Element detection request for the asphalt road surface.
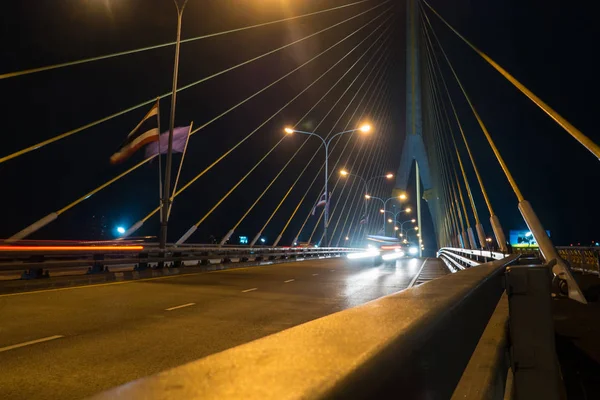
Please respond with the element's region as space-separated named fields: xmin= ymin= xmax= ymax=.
xmin=0 ymin=256 xmax=440 ymax=399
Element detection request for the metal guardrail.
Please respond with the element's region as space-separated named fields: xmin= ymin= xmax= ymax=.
xmin=0 ymin=246 xmax=360 ymax=275
xmin=437 ymin=247 xmax=510 ymax=271
xmin=557 ymin=246 xmax=600 ymax=275
xmin=90 ymin=255 xmax=520 ymax=400
xmin=512 ymin=246 xmax=600 ymax=276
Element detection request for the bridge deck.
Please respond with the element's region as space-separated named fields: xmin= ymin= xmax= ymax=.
xmin=0 ymin=256 xmax=438 ymax=400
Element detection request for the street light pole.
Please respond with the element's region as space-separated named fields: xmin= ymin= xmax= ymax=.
xmin=285 ymin=124 xmax=371 ymax=247
xmin=366 ymin=195 xmax=409 ymax=235
xmin=340 ymin=171 xmax=394 ymax=232
xmin=160 ymin=0 xmax=189 ymax=250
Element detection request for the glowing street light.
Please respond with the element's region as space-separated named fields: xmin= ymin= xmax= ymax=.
xmin=116 ymin=226 xmax=126 ymax=235
xmin=341 ymin=172 xmax=393 ymax=228
xmin=394 ymin=226 xmax=399 ymax=231
xmin=387 ymin=218 xmax=393 ymax=223
xmin=284 ymin=124 xmax=373 ymax=246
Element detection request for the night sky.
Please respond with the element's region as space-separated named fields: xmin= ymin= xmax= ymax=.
xmin=0 ymin=0 xmax=598 ymax=248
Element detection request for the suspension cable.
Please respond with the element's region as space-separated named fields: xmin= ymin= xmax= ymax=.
xmin=219 ymin=17 xmax=394 ymax=243
xmin=309 ymin=84 xmax=393 ymax=244
xmin=426 ymin=56 xmax=472 ymax=231
xmin=7 ymin=8 xmax=390 ymax=242
xmin=421 ymin=12 xmax=501 ymax=211
xmin=421 ymin=21 xmax=483 ymax=226
xmin=421 ymin=0 xmax=600 ymax=160
xmin=421 ymin=8 xmax=525 ymax=202
xmin=427 ymin=64 xmax=466 ymax=235
xmin=259 ymin=46 xmax=392 ymax=245
xmin=316 ymin=88 xmax=393 ymax=244
xmin=290 ymin=63 xmax=391 ymax=244
xmin=332 ymin=101 xmax=394 ymax=244
xmin=174 ymin=19 xmax=394 ymax=243
xmin=0 ymin=1 xmax=389 ymax=165
xmin=0 ymin=1 xmax=373 ymax=80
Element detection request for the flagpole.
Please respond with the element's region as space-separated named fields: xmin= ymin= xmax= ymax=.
xmin=160 ymin=0 xmax=189 ymax=250
xmin=157 ymin=98 xmax=163 ymax=224
xmin=167 ymin=121 xmax=193 ymax=220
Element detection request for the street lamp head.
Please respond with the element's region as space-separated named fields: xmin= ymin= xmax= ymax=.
xmin=400 ymin=233 xmax=403 ymax=237
xmin=379 ymin=209 xmax=385 ymax=213
xmin=365 ymin=194 xmax=372 ymax=199
xmin=385 ymin=173 xmax=394 ymax=179
xmin=284 ymin=127 xmax=294 ymax=134
xmin=359 ymin=123 xmax=371 ymax=133
xmin=394 ymin=226 xmax=399 ymax=231
xmin=388 ymin=218 xmax=393 ymax=223
xmin=398 ymin=193 xmax=407 ymax=200
xmin=405 ymin=207 xmax=412 ymax=213
xmin=414 ymin=226 xmax=419 ymax=230
xmin=340 ymin=169 xmax=349 ymax=176
xmin=411 ymin=219 xmax=416 ymax=223
xmin=345 ymin=236 xmax=349 ymax=240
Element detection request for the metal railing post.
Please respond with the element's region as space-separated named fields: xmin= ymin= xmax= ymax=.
xmin=505 ymin=262 xmax=562 ymax=400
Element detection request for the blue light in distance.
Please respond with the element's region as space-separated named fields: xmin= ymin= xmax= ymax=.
xmin=260 ymin=238 xmax=266 ymax=243
xmin=116 ymin=226 xmax=126 ymax=235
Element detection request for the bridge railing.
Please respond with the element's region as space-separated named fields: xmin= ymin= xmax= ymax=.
xmin=512 ymin=246 xmax=600 ymax=276
xmin=437 ymin=247 xmax=510 ymax=271
xmin=0 ymin=246 xmax=360 ymax=276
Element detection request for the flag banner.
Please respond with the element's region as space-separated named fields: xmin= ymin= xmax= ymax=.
xmin=311 ymin=192 xmax=330 ymax=216
xmin=144 ymin=126 xmax=191 ymax=158
xmin=111 ymin=103 xmax=159 ymax=164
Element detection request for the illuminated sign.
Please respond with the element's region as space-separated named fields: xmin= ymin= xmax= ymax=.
xmin=509 ymin=230 xmax=550 ymax=247
xmin=239 ymin=236 xmax=248 ymax=244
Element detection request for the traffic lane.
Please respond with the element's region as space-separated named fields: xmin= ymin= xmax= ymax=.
xmin=0 ymin=257 xmax=423 ymax=348
xmin=0 ymin=258 xmax=349 ymax=347
xmin=0 ymin=257 xmax=425 ymax=400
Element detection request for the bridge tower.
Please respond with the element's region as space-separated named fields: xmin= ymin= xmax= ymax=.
xmin=394 ymin=0 xmax=437 ymax=252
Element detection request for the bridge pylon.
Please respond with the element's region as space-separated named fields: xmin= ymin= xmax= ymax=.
xmin=393 ymin=0 xmax=437 ymax=250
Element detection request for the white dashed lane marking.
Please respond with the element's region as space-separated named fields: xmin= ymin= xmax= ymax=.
xmin=0 ymin=335 xmax=64 ymax=353
xmin=165 ymin=303 xmax=195 ymax=311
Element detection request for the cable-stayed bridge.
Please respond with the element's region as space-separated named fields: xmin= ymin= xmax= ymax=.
xmin=1 ymin=1 xmax=599 ymax=399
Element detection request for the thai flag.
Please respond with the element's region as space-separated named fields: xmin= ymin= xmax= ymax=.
xmin=110 ymin=102 xmax=160 ymax=164
xmin=144 ymin=126 xmax=191 ymax=158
